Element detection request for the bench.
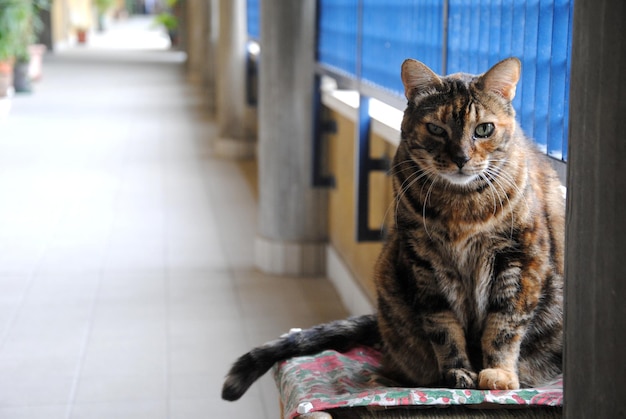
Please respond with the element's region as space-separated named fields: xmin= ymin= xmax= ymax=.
xmin=273 ymin=346 xmax=562 ymax=419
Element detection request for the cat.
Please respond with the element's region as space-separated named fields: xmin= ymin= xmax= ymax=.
xmin=222 ymin=57 xmax=564 ymax=401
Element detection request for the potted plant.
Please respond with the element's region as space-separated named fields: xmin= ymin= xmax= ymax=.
xmin=75 ymin=26 xmax=88 ymax=44
xmin=0 ymin=0 xmax=30 ymax=98
xmin=27 ymin=43 xmax=46 ymax=82
xmin=94 ymin=0 xmax=115 ymax=32
xmin=28 ymin=0 xmax=49 ymax=82
xmin=10 ymin=0 xmax=49 ymax=93
xmin=153 ymin=0 xmax=180 ymax=47
xmin=13 ymin=46 xmax=32 ymax=93
xmin=0 ymin=57 xmax=14 ymax=101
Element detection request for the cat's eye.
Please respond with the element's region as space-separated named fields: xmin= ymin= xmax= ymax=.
xmin=426 ymin=123 xmax=446 ymax=136
xmin=474 ymin=123 xmax=495 ymax=138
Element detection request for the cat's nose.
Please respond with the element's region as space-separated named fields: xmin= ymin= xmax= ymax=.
xmin=452 ymin=155 xmax=470 ymax=169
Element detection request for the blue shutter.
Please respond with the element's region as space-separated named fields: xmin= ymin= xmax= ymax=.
xmin=446 ymin=0 xmax=572 ymax=159
xmin=314 ymin=0 xmax=573 ymax=160
xmin=318 ymin=0 xmax=360 ymax=78
xmin=246 ymin=0 xmax=260 ymax=40
xmin=360 ymin=0 xmax=444 ymax=96
xmin=548 ymin=0 xmax=573 ymax=161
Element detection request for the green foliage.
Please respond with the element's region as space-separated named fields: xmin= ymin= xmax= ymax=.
xmin=153 ymin=0 xmax=180 ymax=32
xmin=0 ymin=0 xmax=31 ymax=61
xmin=31 ymin=0 xmax=50 ymax=37
xmin=0 ymin=0 xmax=49 ymax=61
xmin=94 ymin=0 xmax=115 ymax=14
xmin=153 ymin=12 xmax=178 ymax=32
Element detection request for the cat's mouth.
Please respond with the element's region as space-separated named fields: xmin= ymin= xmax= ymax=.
xmin=440 ymin=170 xmax=480 ymax=186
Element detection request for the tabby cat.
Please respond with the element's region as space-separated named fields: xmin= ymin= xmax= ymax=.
xmin=222 ymin=57 xmax=564 ymax=401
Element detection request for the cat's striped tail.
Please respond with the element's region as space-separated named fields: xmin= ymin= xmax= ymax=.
xmin=221 ymin=314 xmax=380 ymax=401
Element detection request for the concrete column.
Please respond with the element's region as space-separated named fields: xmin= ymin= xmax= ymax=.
xmin=564 ymin=0 xmax=626 ymax=417
xmin=214 ymin=0 xmax=254 ymax=158
xmin=185 ymin=0 xmax=206 ymax=84
xmin=255 ymin=0 xmax=328 ymax=276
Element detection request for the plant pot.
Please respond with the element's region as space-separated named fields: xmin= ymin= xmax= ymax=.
xmin=97 ymin=14 xmax=105 ymax=32
xmin=28 ymin=44 xmax=46 ymax=82
xmin=168 ymin=30 xmax=179 ymax=47
xmin=13 ymin=60 xmax=32 ymax=93
xmin=0 ymin=61 xmax=13 ymax=121
xmin=77 ymin=29 xmax=88 ymax=44
xmin=0 ymin=59 xmax=15 ymax=98
xmin=0 ymin=85 xmax=14 ymax=120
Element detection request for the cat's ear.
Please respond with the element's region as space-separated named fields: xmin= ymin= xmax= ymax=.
xmin=401 ymin=59 xmax=443 ymax=100
xmin=478 ymin=57 xmax=521 ymax=101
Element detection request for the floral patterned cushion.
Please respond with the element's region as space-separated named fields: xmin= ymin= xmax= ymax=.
xmin=273 ymin=346 xmax=563 ymax=419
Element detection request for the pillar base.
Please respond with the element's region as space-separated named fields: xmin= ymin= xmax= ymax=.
xmin=255 ymin=236 xmax=326 ymax=277
xmin=215 ymin=137 xmax=256 ymax=159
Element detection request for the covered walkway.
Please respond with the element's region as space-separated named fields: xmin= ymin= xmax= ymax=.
xmin=0 ymin=17 xmax=346 ymax=419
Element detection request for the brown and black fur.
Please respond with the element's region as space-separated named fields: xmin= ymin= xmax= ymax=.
xmin=222 ymin=57 xmax=564 ymax=401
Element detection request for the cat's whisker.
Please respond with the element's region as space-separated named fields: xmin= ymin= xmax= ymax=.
xmin=487 ymin=165 xmax=531 ymax=216
xmin=392 ymin=161 xmax=438 ymax=234
xmin=391 ymin=170 xmax=420 ymax=227
xmin=393 ymin=169 xmax=432 ymax=228
xmin=479 ymin=173 xmax=500 ymax=215
xmin=418 ymin=167 xmax=435 ymax=203
xmin=423 ymin=176 xmax=438 ymax=239
xmin=484 ymin=167 xmax=517 ymax=238
xmin=386 ymin=170 xmax=420 ymax=232
xmin=495 ymin=186 xmax=514 ymax=238
xmin=387 ymin=159 xmax=417 ymax=176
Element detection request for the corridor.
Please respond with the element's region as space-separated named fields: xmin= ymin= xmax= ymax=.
xmin=0 ymin=18 xmax=347 ymax=419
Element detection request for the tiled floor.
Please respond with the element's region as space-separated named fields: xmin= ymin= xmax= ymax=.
xmin=0 ymin=18 xmax=347 ymax=419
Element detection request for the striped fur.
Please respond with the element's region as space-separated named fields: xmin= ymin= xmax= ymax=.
xmin=222 ymin=58 xmax=564 ymax=400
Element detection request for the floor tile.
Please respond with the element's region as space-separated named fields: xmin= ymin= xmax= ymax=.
xmin=169 ymin=373 xmax=214 ymax=400
xmin=0 ymin=336 xmax=84 ymax=376
xmin=36 ymin=246 xmax=107 ymax=274
xmin=80 ymin=336 xmax=167 ymax=377
xmin=0 ymin=372 xmax=75 ymax=407
xmin=74 ymin=374 xmax=167 ymax=403
xmin=24 ymin=274 xmax=100 ymax=306
xmin=69 ymin=400 xmax=168 ymax=419
xmin=169 ymin=397 xmax=268 ymax=419
xmin=97 ymin=273 xmax=166 ymax=305
xmin=5 ymin=303 xmax=93 ymax=343
xmin=0 ymin=405 xmax=69 ymax=419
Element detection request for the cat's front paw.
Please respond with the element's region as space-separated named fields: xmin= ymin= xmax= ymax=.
xmin=478 ymin=368 xmax=519 ymax=390
xmin=444 ymin=368 xmax=478 ymax=388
